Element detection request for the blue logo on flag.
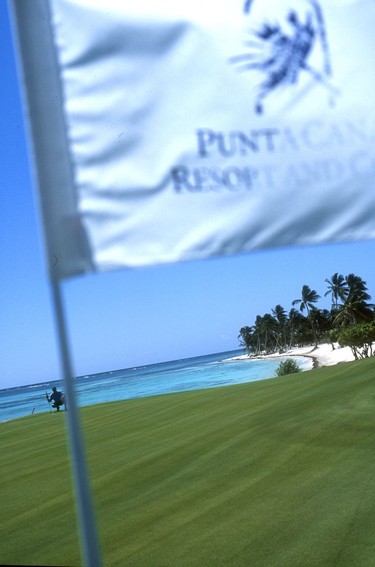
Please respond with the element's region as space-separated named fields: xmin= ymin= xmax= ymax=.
xmin=233 ymin=1 xmax=338 ymax=114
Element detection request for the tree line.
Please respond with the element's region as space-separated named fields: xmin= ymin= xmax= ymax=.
xmin=238 ymin=273 xmax=375 ymax=359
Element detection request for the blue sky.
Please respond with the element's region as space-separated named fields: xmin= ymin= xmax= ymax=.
xmin=1 ymin=2 xmax=375 ymax=390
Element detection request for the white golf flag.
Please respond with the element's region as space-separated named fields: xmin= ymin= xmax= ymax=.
xmin=11 ymin=0 xmax=375 ymax=279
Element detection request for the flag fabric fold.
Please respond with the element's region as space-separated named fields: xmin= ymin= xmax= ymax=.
xmin=11 ymin=0 xmax=375 ymax=280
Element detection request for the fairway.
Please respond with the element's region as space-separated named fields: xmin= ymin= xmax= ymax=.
xmin=2 ymin=357 xmax=375 ymax=566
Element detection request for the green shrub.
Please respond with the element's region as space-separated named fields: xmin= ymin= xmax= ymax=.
xmin=275 ymin=358 xmax=301 ymax=377
xmin=338 ymin=321 xmax=375 ymax=359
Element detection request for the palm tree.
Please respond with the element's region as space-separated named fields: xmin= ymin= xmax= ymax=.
xmin=313 ymin=308 xmax=332 ymax=339
xmin=272 ymin=304 xmax=288 ymax=351
xmin=238 ymin=326 xmax=254 ymax=353
xmin=252 ymin=313 xmax=280 ymax=354
xmin=272 ymin=304 xmax=287 ymax=325
xmin=334 ymin=274 xmax=374 ymax=326
xmin=287 ymin=308 xmax=305 ymax=349
xmin=292 ymin=285 xmax=321 ymax=346
xmin=346 ymin=274 xmax=371 ymax=303
xmin=263 ymin=312 xmax=280 ymax=353
xmin=253 ymin=315 xmax=265 ymax=354
xmin=324 ymin=273 xmax=348 ymax=310
xmin=292 ymin=285 xmax=321 ymax=315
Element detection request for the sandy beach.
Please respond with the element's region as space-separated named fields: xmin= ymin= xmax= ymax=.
xmin=230 ymin=343 xmax=356 ymax=369
xmin=277 ymin=343 xmax=356 ymax=368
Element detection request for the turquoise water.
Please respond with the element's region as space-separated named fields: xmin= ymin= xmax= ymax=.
xmin=0 ymin=350 xmax=311 ymax=422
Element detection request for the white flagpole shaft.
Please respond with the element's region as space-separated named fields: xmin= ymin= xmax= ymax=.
xmin=50 ymin=279 xmax=102 ymax=567
xmin=8 ymin=3 xmax=102 ymax=561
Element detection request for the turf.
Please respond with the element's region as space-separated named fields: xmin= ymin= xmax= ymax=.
xmin=2 ymin=357 xmax=375 ymax=566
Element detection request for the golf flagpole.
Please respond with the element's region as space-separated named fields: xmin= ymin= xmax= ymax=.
xmin=45 ymin=391 xmax=52 ymax=413
xmin=8 ymin=3 xmax=102 ymax=563
xmin=50 ymin=278 xmax=102 ymax=567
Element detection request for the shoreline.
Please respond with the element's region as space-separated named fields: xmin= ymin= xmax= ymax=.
xmin=227 ymin=343 xmax=356 ymax=370
xmin=2 ymin=346 xmax=357 ymax=423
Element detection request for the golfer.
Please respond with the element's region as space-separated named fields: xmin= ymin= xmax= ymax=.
xmin=46 ymin=387 xmax=66 ymax=411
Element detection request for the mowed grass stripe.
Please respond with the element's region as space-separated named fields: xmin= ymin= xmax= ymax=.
xmin=1 ymin=357 xmax=375 ymax=566
xmin=1 ymin=413 xmax=79 ymax=565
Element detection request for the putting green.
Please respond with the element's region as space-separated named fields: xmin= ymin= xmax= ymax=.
xmin=2 ymin=357 xmax=375 ymax=566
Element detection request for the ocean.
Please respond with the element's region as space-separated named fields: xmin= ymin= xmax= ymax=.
xmin=0 ymin=350 xmax=312 ymax=423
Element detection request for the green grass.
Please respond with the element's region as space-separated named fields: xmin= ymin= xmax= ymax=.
xmin=2 ymin=357 xmax=375 ymax=566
